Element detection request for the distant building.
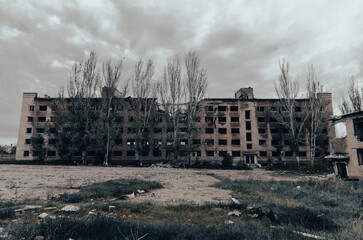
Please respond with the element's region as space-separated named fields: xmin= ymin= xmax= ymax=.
xmin=16 ymin=88 xmax=333 ymax=165
xmin=327 ymin=111 xmax=363 ymax=180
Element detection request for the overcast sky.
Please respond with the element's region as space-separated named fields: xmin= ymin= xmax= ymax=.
xmin=0 ymin=0 xmax=362 ymax=145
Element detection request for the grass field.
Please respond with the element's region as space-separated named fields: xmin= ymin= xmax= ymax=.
xmin=1 ymin=173 xmax=362 ymax=240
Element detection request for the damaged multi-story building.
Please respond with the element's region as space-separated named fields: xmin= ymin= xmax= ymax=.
xmin=327 ymin=111 xmax=363 ymax=180
xmin=16 ymin=87 xmax=333 ymax=166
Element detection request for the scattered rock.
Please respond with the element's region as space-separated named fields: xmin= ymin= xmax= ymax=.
xmin=296 ymin=186 xmax=301 ymax=189
xmin=118 ymin=192 xmax=135 ymax=200
xmin=231 ymin=198 xmax=240 ymax=204
xmin=224 ymin=220 xmax=234 ymax=224
xmin=35 ymin=236 xmax=44 ymax=240
xmin=150 ymin=193 xmax=156 ymax=197
xmin=109 ymin=206 xmax=115 ymax=212
xmin=38 ymin=212 xmax=49 ymax=219
xmin=137 ymin=189 xmax=145 ymax=194
xmin=43 ymin=207 xmax=56 ymax=211
xmin=61 ymin=205 xmax=80 ymax=212
xmin=24 ymin=205 xmax=42 ymax=211
xmin=227 ymin=210 xmax=241 ymax=216
xmin=250 ymin=213 xmax=259 ymax=218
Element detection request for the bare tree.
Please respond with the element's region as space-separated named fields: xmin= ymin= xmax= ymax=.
xmin=131 ymin=59 xmax=157 ymax=166
xmin=339 ymin=76 xmax=362 ymax=114
xmin=158 ymin=55 xmax=184 ymax=164
xmin=306 ymin=64 xmax=329 ymax=163
xmin=274 ymin=59 xmax=308 ymax=167
xmin=95 ymin=60 xmax=128 ymax=166
xmin=184 ymin=51 xmax=207 ymax=166
xmin=55 ymin=51 xmax=100 ymax=164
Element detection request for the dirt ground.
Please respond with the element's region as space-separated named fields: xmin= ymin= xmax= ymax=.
xmin=0 ymin=164 xmax=326 ymax=205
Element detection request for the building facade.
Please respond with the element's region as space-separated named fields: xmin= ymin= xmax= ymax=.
xmin=327 ymin=111 xmax=363 ymax=180
xmin=16 ymin=88 xmax=333 ymax=165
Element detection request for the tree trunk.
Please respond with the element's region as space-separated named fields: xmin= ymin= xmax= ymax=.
xmin=82 ymin=150 xmax=87 ymax=165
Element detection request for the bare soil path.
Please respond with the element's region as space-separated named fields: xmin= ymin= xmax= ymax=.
xmin=0 ymin=164 xmax=323 ymax=205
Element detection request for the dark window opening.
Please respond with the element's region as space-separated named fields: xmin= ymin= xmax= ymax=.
xmin=87 ymin=151 xmax=96 ymax=157
xmin=193 ymin=139 xmax=201 ymax=145
xmin=245 ymin=110 xmax=250 ymax=119
xmin=260 ymin=151 xmax=267 ymax=157
xmin=257 ymin=106 xmax=265 ymax=112
xmin=205 ymin=128 xmax=214 ymax=134
xmin=24 ymin=151 xmax=29 ymax=157
xmin=315 ymin=151 xmax=321 ymax=157
xmin=114 ymin=151 xmax=122 ymax=157
xmin=231 ymin=128 xmax=239 ymax=134
xmin=285 ymin=151 xmax=293 ymax=157
xmin=27 ymin=117 xmax=33 ymax=122
xmin=128 ymin=117 xmax=135 ymax=122
xmin=219 ymin=128 xmax=227 ymax=134
xmin=271 ymin=139 xmax=279 ymax=145
xmin=219 ymin=151 xmax=227 ymax=157
xmin=205 ymin=106 xmax=214 ymax=112
xmin=127 ymin=151 xmax=135 ymax=156
xmin=259 ymin=140 xmax=266 ymax=146
xmin=51 ymin=117 xmax=55 ymax=122
xmin=270 ymin=106 xmax=278 ymax=111
xmin=219 ymin=139 xmax=227 ymax=145
xmin=39 ymin=106 xmax=47 ymax=111
xmin=37 ymin=128 xmax=45 ymax=133
xmin=179 ymin=128 xmax=187 ymax=133
xmin=127 ymin=139 xmax=135 ymax=145
xmin=205 ymin=117 xmax=214 ymax=123
xmin=246 ymin=121 xmax=251 ymax=130
xmin=299 ymin=151 xmax=307 ymax=157
xmin=179 ymin=151 xmax=188 ymax=157
xmin=272 ymin=151 xmax=280 ymax=157
xmin=258 ymin=117 xmax=265 ymax=123
xmin=230 ymin=106 xmax=238 ymax=111
xmin=154 ymin=128 xmax=162 ymax=134
xmin=247 ymin=144 xmax=252 ymax=149
xmin=218 ymin=117 xmax=226 ymax=123
xmin=29 ymin=105 xmax=34 ymax=111
xmin=246 ymin=133 xmax=252 ymax=141
xmin=206 ymin=151 xmax=214 ymax=157
xmin=38 ymin=117 xmax=46 ymax=122
xmin=232 ymin=139 xmax=240 ymax=146
xmin=231 ymin=117 xmax=239 ymax=122
xmin=357 ymin=149 xmax=363 ymax=165
xmin=153 ymin=150 xmax=162 ymax=157
xmin=353 ymin=118 xmax=363 ymax=141
xmin=48 ymin=139 xmax=57 ymax=145
xmin=48 ymin=151 xmax=56 ymax=157
xmin=205 ymin=139 xmax=214 ymax=145
xmin=295 ymin=107 xmax=302 ymax=112
xmin=25 ymin=139 xmax=31 ymax=144
xmin=245 ymin=155 xmax=255 ymax=164
xmin=258 ymin=128 xmax=266 ymax=134
xmin=50 ymin=128 xmax=56 ymax=134
xmin=115 ymin=139 xmax=123 ymax=145
xmin=270 ymin=117 xmax=277 ymax=123
xmin=192 ymin=151 xmax=201 ymax=157
xmin=218 ymin=106 xmax=227 ymax=111
xmin=167 ymin=128 xmax=174 ymax=133
xmin=26 ymin=128 xmax=32 ymax=133
xmin=270 ymin=128 xmax=278 ymax=134
xmin=232 ymin=151 xmax=241 ymax=157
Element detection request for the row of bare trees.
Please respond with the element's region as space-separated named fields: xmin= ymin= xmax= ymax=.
xmin=52 ymin=51 xmax=207 ymax=166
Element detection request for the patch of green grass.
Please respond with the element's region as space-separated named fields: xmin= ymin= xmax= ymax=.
xmin=58 ymin=179 xmax=163 ymax=203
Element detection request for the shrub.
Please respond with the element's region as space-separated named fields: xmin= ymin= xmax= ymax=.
xmin=221 ymin=153 xmax=233 ymax=167
xmin=59 ymin=193 xmax=85 ymax=203
xmin=0 ymin=202 xmax=16 ymax=219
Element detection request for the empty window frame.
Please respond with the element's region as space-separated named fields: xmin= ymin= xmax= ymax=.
xmin=231 ymin=117 xmax=239 ymax=122
xmin=247 ymin=143 xmax=252 ymax=149
xmin=205 ymin=139 xmax=214 ymax=145
xmin=39 ymin=105 xmax=47 ymax=111
xmin=36 ymin=128 xmax=45 ymax=133
xmin=257 ymin=106 xmax=265 ymax=112
xmin=299 ymin=151 xmax=307 ymax=157
xmin=115 ymin=138 xmax=123 ymax=145
xmin=230 ymin=106 xmax=238 ymax=111
xmin=154 ymin=128 xmax=162 ymax=134
xmin=29 ymin=105 xmax=34 ymax=111
xmin=219 ymin=128 xmax=227 ymax=134
xmin=246 ymin=133 xmax=252 ymax=141
xmin=205 ymin=106 xmax=214 ymax=112
xmin=193 ymin=139 xmax=201 ymax=145
xmin=25 ymin=139 xmax=31 ymax=144
xmin=270 ymin=128 xmax=278 ymax=134
xmin=218 ymin=117 xmax=226 ymax=123
xmin=246 ymin=121 xmax=251 ymax=130
xmin=38 ymin=117 xmax=46 ymax=122
xmin=231 ymin=139 xmax=240 ymax=146
xmin=357 ymin=149 xmax=363 ymax=165
xmin=113 ymin=151 xmax=122 ymax=157
xmin=271 ymin=139 xmax=279 ymax=145
xmin=258 ymin=128 xmax=266 ymax=134
xmin=285 ymin=151 xmax=293 ymax=157
xmin=47 ymin=151 xmax=56 ymax=157
xmin=295 ymin=106 xmax=302 ymax=112
xmin=127 ymin=151 xmax=135 ymax=156
xmin=259 ymin=151 xmax=267 ymax=157
xmin=245 ymin=110 xmax=250 ymax=119
xmin=219 ymin=139 xmax=227 ymax=145
xmin=205 ymin=128 xmax=214 ymax=134
xmin=232 ymin=151 xmax=241 ymax=157
xmin=206 ymin=151 xmax=214 ymax=157
xmin=205 ymin=117 xmax=214 ymax=123
xmin=272 ymin=151 xmax=280 ymax=157
xmin=258 ymin=117 xmax=265 ymax=123
xmin=218 ymin=106 xmax=227 ymax=111
xmin=259 ymin=140 xmax=267 ymax=146
xmin=231 ymin=128 xmax=240 ymax=134
xmin=50 ymin=128 xmax=56 ymax=134
xmin=26 ymin=128 xmax=32 ymax=133
xmin=48 ymin=138 xmax=57 ymax=145
xmin=23 ymin=151 xmax=29 ymax=157
xmin=27 ymin=117 xmax=33 ymax=122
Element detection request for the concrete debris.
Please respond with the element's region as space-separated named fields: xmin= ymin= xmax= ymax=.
xmin=88 ymin=211 xmax=97 ymax=215
xmin=24 ymin=205 xmax=42 ymax=211
xmin=250 ymin=213 xmax=259 ymax=218
xmin=38 ymin=212 xmax=49 ymax=219
xmin=137 ymin=189 xmax=146 ymax=194
xmin=61 ymin=205 xmax=80 ymax=212
xmin=43 ymin=207 xmax=56 ymax=211
xmin=150 ymin=163 xmax=172 ymax=168
xmin=35 ymin=236 xmax=44 ymax=240
xmin=108 ymin=206 xmax=115 ymax=212
xmin=224 ymin=220 xmax=234 ymax=224
xmin=118 ymin=192 xmax=135 ymax=200
xmin=227 ymin=210 xmax=241 ymax=216
xmin=231 ymin=198 xmax=240 ymax=204
xmin=270 ymin=226 xmax=326 ymax=240
xmin=296 ymin=186 xmax=301 ymax=189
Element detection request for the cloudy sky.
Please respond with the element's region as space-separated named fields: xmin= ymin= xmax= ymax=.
xmin=0 ymin=0 xmax=362 ymax=145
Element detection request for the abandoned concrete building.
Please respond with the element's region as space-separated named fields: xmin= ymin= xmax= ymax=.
xmin=327 ymin=111 xmax=363 ymax=180
xmin=16 ymin=88 xmax=333 ymax=165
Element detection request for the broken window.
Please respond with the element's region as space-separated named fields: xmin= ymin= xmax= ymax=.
xmin=246 ymin=121 xmax=251 ymax=130
xmin=270 ymin=128 xmax=278 ymax=134
xmin=272 ymin=151 xmax=280 ymax=157
xmin=259 ymin=140 xmax=266 ymax=146
xmin=27 ymin=117 xmax=33 ymax=122
xmin=205 ymin=139 xmax=214 ymax=145
xmin=193 ymin=139 xmax=201 ymax=145
xmin=24 ymin=151 xmax=29 ymax=157
xmin=206 ymin=151 xmax=214 ymax=157
xmin=259 ymin=151 xmax=267 ymax=157
xmin=258 ymin=117 xmax=265 ymax=123
xmin=219 ymin=128 xmax=227 ymax=134
xmin=357 ymin=149 xmax=363 ymax=165
xmin=247 ymin=143 xmax=252 ymax=149
xmin=39 ymin=105 xmax=47 ymax=111
xmin=25 ymin=139 xmax=31 ymax=145
xmin=205 ymin=128 xmax=214 ymax=134
xmin=231 ymin=117 xmax=239 ymax=122
xmin=205 ymin=117 xmax=214 ymax=124
xmin=230 ymin=106 xmax=238 ymax=111
xmin=218 ymin=117 xmax=226 ymax=123
xmin=218 ymin=106 xmax=227 ymax=111
xmin=38 ymin=117 xmax=46 ymax=122
xmin=47 ymin=151 xmax=56 ymax=157
xmin=246 ymin=133 xmax=252 ymax=141
xmin=257 ymin=106 xmax=265 ymax=112
xmin=245 ymin=110 xmax=250 ymax=119
xmin=295 ymin=106 xmax=302 ymax=112
xmin=36 ymin=128 xmax=45 ymax=133
xmin=299 ymin=151 xmax=307 ymax=157
xmin=179 ymin=128 xmax=187 ymax=133
xmin=154 ymin=128 xmax=162 ymax=134
xmin=232 ymin=139 xmax=240 ymax=146
xmin=353 ymin=118 xmax=363 ymax=141
xmin=26 ymin=128 xmax=32 ymax=133
xmin=205 ymin=106 xmax=214 ymax=112
xmin=219 ymin=139 xmax=227 ymax=145
xmin=232 ymin=151 xmax=241 ymax=157
xmin=258 ymin=128 xmax=266 ymax=134
xmin=29 ymin=105 xmax=34 ymax=111
xmin=231 ymin=128 xmax=239 ymax=134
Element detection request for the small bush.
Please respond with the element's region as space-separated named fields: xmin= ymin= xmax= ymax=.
xmin=221 ymin=153 xmax=233 ymax=167
xmin=59 ymin=193 xmax=85 ymax=203
xmin=0 ymin=202 xmax=16 ymax=219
